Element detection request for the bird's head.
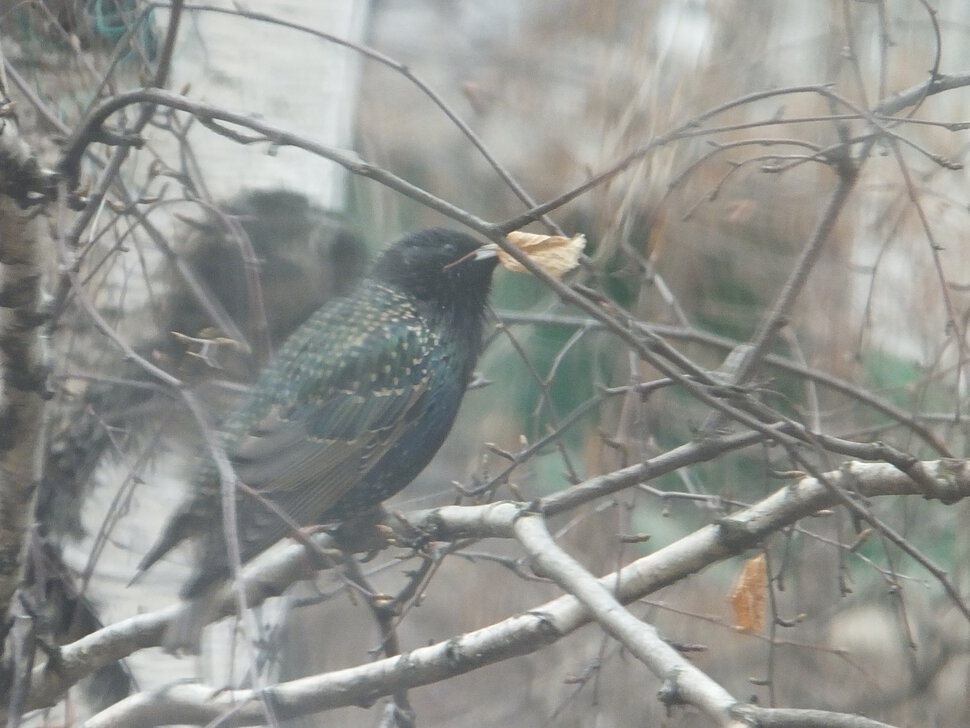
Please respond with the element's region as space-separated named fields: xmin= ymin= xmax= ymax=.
xmin=372 ymin=228 xmax=498 ymax=313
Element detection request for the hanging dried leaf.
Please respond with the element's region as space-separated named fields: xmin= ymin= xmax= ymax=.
xmin=499 ymin=231 xmax=585 ymax=277
xmin=729 ymin=554 xmax=768 ymax=634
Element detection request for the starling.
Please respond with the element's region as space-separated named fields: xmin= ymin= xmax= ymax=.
xmin=136 ymin=228 xmax=499 ymax=651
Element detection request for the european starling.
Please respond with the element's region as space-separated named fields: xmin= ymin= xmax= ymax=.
xmin=136 ymin=228 xmax=499 ymax=651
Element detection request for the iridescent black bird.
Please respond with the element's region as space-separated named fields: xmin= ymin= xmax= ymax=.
xmin=136 ymin=228 xmax=498 ymax=651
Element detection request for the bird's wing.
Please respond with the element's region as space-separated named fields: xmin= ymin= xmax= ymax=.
xmin=226 ymin=312 xmax=433 ymax=548
xmin=232 ymin=385 xmax=427 ymax=499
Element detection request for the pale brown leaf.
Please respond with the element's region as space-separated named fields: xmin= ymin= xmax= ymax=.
xmin=499 ymin=231 xmax=585 ymax=277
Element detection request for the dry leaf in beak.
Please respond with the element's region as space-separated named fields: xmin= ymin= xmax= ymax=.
xmin=499 ymin=231 xmax=586 ymax=278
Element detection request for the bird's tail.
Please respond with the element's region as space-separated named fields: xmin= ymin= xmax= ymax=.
xmin=128 ymin=510 xmax=196 ymax=586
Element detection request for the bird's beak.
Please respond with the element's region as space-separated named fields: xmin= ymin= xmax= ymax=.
xmin=444 ymin=242 xmax=498 ymax=271
xmin=473 ymin=243 xmax=499 ymax=260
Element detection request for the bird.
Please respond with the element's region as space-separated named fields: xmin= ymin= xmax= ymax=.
xmin=135 ymin=227 xmax=499 ymax=652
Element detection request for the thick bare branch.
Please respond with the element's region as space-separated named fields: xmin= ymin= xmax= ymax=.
xmin=0 ymin=75 xmax=48 ymax=620
xmin=513 ymin=513 xmax=743 ymax=726
xmin=23 ymin=458 xmax=969 ymax=724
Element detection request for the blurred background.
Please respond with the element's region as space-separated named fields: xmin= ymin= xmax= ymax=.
xmin=4 ymin=0 xmax=970 ymax=725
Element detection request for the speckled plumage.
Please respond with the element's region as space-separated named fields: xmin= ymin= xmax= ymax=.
xmin=137 ymin=229 xmax=497 ymax=645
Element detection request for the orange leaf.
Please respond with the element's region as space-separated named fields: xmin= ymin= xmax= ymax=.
xmin=729 ymin=554 xmax=768 ymax=634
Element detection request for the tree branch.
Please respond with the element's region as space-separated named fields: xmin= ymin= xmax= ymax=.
xmin=513 ymin=512 xmax=743 ymax=726
xmin=21 ymin=458 xmax=968 ymax=724
xmin=0 ymin=50 xmax=49 ymax=624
